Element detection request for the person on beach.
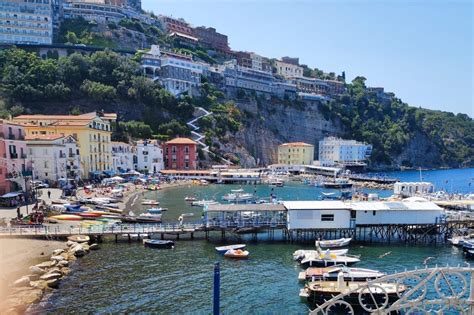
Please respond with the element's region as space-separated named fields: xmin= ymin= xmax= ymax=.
xmin=47 ymin=190 xmax=51 ymax=199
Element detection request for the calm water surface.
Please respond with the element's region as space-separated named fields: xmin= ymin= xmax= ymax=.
xmin=34 ymin=169 xmax=473 ymax=314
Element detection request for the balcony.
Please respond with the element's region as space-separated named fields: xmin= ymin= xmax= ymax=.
xmin=22 ymin=170 xmax=33 ymax=177
xmin=10 ymin=153 xmax=18 ymax=159
xmin=69 ymin=153 xmax=76 ymax=158
xmin=59 ymin=153 xmax=66 ymax=158
xmin=20 ymin=153 xmax=27 ymax=159
xmin=8 ymin=133 xmax=15 ymax=140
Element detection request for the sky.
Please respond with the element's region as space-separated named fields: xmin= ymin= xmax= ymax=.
xmin=142 ymin=0 xmax=473 ymax=116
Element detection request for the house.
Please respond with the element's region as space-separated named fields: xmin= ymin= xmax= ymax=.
xmin=134 ymin=140 xmax=164 ymax=174
xmin=0 ymin=119 xmax=28 ymax=194
xmin=111 ymin=141 xmax=134 ymax=173
xmin=13 ymin=112 xmax=116 ymax=178
xmin=163 ymin=137 xmax=197 ymax=170
xmin=278 ymin=142 xmax=315 ymax=165
xmin=284 ymin=201 xmax=352 ymax=230
xmin=275 ymin=60 xmax=304 ymax=78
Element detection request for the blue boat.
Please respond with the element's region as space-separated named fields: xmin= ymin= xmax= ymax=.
xmin=215 ymin=244 xmax=246 ymax=254
xmin=143 ymin=239 xmax=175 ymax=249
xmin=463 ymin=240 xmax=474 ymax=252
xmin=64 ymin=204 xmax=84 ymax=212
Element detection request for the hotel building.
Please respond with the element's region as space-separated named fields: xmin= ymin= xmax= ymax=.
xmin=277 ymin=142 xmax=315 ymax=165
xmin=163 ymin=137 xmax=197 ymax=170
xmin=318 ymin=137 xmax=372 ymax=167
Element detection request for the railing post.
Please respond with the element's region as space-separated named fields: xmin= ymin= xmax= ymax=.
xmin=213 ymin=262 xmax=220 ymax=315
xmin=469 ymin=270 xmax=474 ymax=315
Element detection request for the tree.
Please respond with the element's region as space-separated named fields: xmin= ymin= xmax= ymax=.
xmin=66 ymin=31 xmax=78 ymax=45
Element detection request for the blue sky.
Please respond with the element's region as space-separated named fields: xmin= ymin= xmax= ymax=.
xmin=142 ymin=0 xmax=473 ymax=116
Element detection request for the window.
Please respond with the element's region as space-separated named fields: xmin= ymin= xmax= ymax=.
xmin=321 ymin=214 xmax=334 ymax=221
xmin=373 ymin=211 xmax=376 ymax=216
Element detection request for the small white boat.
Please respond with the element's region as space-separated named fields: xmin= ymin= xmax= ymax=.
xmin=293 ymin=249 xmax=349 ymax=261
xmin=191 ymin=199 xmax=219 ymax=207
xmin=316 ymin=238 xmax=352 ymax=248
xmin=184 ymin=196 xmax=197 ymax=202
xmin=300 ymin=254 xmax=360 ymax=268
xmin=224 ymin=249 xmax=249 ymax=259
xmin=141 ymin=199 xmax=159 ymax=206
xmin=199 ymin=180 xmax=209 ymax=186
xmin=215 ymin=244 xmax=246 ymax=254
xmin=298 ymin=265 xmax=385 ymax=282
xmin=222 ymin=189 xmax=255 ymax=202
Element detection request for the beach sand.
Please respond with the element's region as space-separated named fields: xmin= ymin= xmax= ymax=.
xmin=0 ymin=239 xmax=65 ymax=306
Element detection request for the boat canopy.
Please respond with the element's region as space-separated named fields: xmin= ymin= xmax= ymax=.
xmin=0 ymin=191 xmax=23 ymax=198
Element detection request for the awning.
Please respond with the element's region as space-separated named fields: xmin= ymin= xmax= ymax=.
xmin=1 ymin=191 xmax=23 ymax=198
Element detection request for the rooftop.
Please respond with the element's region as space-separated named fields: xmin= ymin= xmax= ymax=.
xmin=284 ymin=201 xmax=350 ymax=210
xmin=165 ymin=137 xmax=197 ymax=145
xmin=25 ymin=134 xmax=64 ymax=141
xmin=349 ymin=201 xmax=442 ymax=211
xmin=207 ymin=204 xmax=286 ymax=212
xmin=279 ymin=142 xmax=314 ymax=147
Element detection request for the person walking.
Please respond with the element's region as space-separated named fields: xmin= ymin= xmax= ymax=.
xmin=47 ymin=190 xmax=51 ymax=200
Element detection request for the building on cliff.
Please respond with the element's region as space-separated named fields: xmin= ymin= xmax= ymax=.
xmin=278 ymin=142 xmax=315 ymax=165
xmin=275 ymin=59 xmax=304 ymax=78
xmin=193 ymin=26 xmax=231 ymax=54
xmin=318 ymin=137 xmax=372 ymax=167
xmin=62 ymin=0 xmax=127 ymax=23
xmin=0 ymin=0 xmax=53 ymax=45
xmin=13 ymin=112 xmax=116 ymax=179
xmin=163 ymin=137 xmax=197 ymax=170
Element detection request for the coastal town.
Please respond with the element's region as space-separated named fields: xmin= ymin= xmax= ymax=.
xmin=0 ymin=0 xmax=473 ymax=314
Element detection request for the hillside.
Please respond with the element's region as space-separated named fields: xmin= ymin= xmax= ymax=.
xmin=0 ymin=46 xmax=472 ymax=170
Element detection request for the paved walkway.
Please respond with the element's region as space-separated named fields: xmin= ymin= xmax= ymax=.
xmin=0 ymin=188 xmax=62 ymax=220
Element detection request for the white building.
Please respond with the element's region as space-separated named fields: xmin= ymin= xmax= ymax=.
xmin=134 ymin=140 xmax=163 ymax=174
xmin=0 ymin=0 xmax=53 ymax=45
xmin=318 ymin=137 xmax=372 ymax=167
xmin=111 ymin=141 xmax=134 ymax=172
xmin=285 ymin=201 xmax=352 ymax=230
xmin=275 ymin=60 xmax=303 ymax=78
xmin=62 ymin=0 xmax=126 ymax=23
xmin=26 ymin=134 xmax=81 ymax=182
xmin=393 ymin=182 xmax=435 ymax=198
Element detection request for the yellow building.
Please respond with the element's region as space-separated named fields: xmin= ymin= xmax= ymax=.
xmin=278 ymin=142 xmax=314 ymax=165
xmin=13 ymin=112 xmax=116 ymax=178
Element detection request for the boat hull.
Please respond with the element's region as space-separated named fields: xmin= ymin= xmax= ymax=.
xmin=300 ymin=258 xmax=360 ymax=268
xmin=143 ymin=239 xmax=174 ymax=249
xmin=215 ymin=244 xmax=246 ymax=254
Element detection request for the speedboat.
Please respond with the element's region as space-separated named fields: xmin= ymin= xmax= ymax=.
xmin=224 ymin=249 xmax=249 ymax=259
xmin=298 ymin=265 xmax=385 ymax=282
xmin=222 ymin=189 xmax=255 ymax=202
xmin=293 ymin=249 xmax=349 ymax=261
xmin=215 ymin=244 xmax=246 ymax=254
xmin=191 ymin=199 xmax=219 ymax=207
xmin=317 ymin=238 xmax=352 ymax=248
xmin=184 ymin=196 xmax=197 ymax=202
xmin=138 ymin=208 xmax=163 ymax=221
xmin=141 ymin=199 xmax=159 ymax=206
xmin=300 ymin=253 xmax=360 ymax=268
xmin=143 ymin=239 xmax=174 ymax=249
xmin=322 ymin=178 xmax=353 ymax=189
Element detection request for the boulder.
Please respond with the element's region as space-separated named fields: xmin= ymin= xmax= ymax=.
xmin=66 ymin=253 xmax=77 ymax=261
xmin=60 ymin=267 xmax=71 ymax=276
xmin=52 ymin=249 xmax=65 ymax=255
xmin=29 ymin=280 xmax=48 ymax=290
xmin=39 ymin=272 xmax=62 ymax=281
xmin=82 ymin=244 xmax=90 ymax=252
xmin=89 ymin=243 xmax=100 ymax=250
xmin=50 ymin=255 xmax=65 ymax=262
xmin=13 ymin=276 xmax=30 ymax=287
xmin=60 ymin=252 xmax=69 ymax=259
xmin=66 ymin=240 xmax=77 ymax=247
xmin=57 ymin=260 xmax=69 ymax=268
xmin=71 ymin=245 xmax=86 ymax=257
xmin=28 ymin=266 xmax=45 ymax=275
xmin=46 ymin=278 xmax=60 ymax=289
xmin=47 ymin=267 xmax=62 ymax=275
xmin=35 ymin=261 xmax=56 ymax=269
xmin=27 ymin=274 xmax=40 ymax=282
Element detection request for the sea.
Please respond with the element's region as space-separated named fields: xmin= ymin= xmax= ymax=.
xmin=32 ymin=168 xmax=474 ymax=314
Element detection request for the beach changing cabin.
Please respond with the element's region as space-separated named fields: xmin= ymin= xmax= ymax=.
xmin=351 ymin=201 xmax=443 ymax=225
xmin=284 ymin=201 xmax=352 ymax=230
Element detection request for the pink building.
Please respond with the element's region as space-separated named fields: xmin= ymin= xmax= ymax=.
xmin=164 ymin=138 xmax=197 ymax=170
xmin=0 ymin=120 xmax=28 ymax=194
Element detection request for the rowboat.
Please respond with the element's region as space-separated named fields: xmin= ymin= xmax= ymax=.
xmin=141 ymin=199 xmax=159 ymax=206
xmin=50 ymin=214 xmax=83 ymax=221
xmin=316 ymin=238 xmax=352 ymax=248
xmin=215 ymin=244 xmax=246 ymax=254
xmin=67 ymin=235 xmax=90 ymax=243
xmin=298 ymin=265 xmax=385 ymax=282
xmin=143 ymin=239 xmax=175 ymax=249
xmin=293 ymin=249 xmax=349 ymax=261
xmin=300 ymin=254 xmax=360 ymax=268
xmin=224 ymin=249 xmax=249 ymax=259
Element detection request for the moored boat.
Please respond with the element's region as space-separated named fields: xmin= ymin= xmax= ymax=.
xmin=50 ymin=214 xmax=83 ymax=221
xmin=67 ymin=235 xmax=90 ymax=243
xmin=222 ymin=189 xmax=255 ymax=202
xmin=293 ymin=249 xmax=349 ymax=261
xmin=184 ymin=196 xmax=197 ymax=202
xmin=191 ymin=199 xmax=219 ymax=207
xmin=215 ymin=244 xmax=246 ymax=254
xmin=298 ymin=265 xmax=385 ymax=282
xmin=300 ymin=253 xmax=360 ymax=268
xmin=143 ymin=239 xmax=175 ymax=249
xmin=141 ymin=199 xmax=159 ymax=206
xmin=224 ymin=249 xmax=249 ymax=259
xmin=77 ymin=212 xmax=102 ymax=219
xmin=317 ymin=238 xmax=352 ymax=248
xmin=322 ymin=178 xmax=353 ymax=189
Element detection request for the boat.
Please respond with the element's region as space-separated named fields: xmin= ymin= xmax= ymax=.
xmin=137 ymin=208 xmax=163 ymax=222
xmin=191 ymin=199 xmax=219 ymax=207
xmin=141 ymin=199 xmax=159 ymax=206
xmin=322 ymin=178 xmax=353 ymax=189
xmin=269 ymin=179 xmax=285 ymax=187
xmin=215 ymin=244 xmax=246 ymax=254
xmin=317 ymin=238 xmax=352 ymax=248
xmin=300 ymin=278 xmax=405 ymax=308
xmin=462 ymin=240 xmax=474 ymax=252
xmin=298 ymin=265 xmax=385 ymax=282
xmin=293 ymin=249 xmax=349 ymax=261
xmin=199 ymin=180 xmax=209 ymax=186
xmin=143 ymin=239 xmax=175 ymax=249
xmin=50 ymin=214 xmax=83 ymax=221
xmin=224 ymin=249 xmax=249 ymax=259
xmin=300 ymin=253 xmax=361 ymax=268
xmin=67 ymin=235 xmax=90 ymax=243
xmin=466 ymin=249 xmax=474 ymax=258
xmin=63 ymin=204 xmax=83 ymax=212
xmin=120 ymin=215 xmax=162 ymax=224
xmin=449 ymin=234 xmax=474 ymax=247
xmin=222 ymin=189 xmax=255 ymax=202
xmin=184 ymin=196 xmax=197 ymax=202
xmin=77 ymin=212 xmax=102 ymax=219
xmin=321 ymin=192 xmax=338 ymax=200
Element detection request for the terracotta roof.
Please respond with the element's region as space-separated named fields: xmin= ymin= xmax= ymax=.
xmin=279 ymin=142 xmax=314 ymax=147
xmin=50 ymin=121 xmax=90 ymax=127
xmin=165 ymin=137 xmax=197 ymax=145
xmin=25 ymin=134 xmax=64 ymax=141
xmin=14 ymin=113 xmax=97 ymax=121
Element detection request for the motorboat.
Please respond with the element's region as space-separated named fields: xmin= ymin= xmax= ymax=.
xmin=293 ymin=249 xmax=349 ymax=261
xmin=215 ymin=244 xmax=246 ymax=254
xmin=141 ymin=199 xmax=160 ymax=206
xmin=224 ymin=249 xmax=249 ymax=259
xmin=449 ymin=234 xmax=474 ymax=247
xmin=269 ymin=179 xmax=285 ymax=187
xmin=191 ymin=199 xmax=219 ymax=207
xmin=322 ymin=178 xmax=353 ymax=189
xmin=321 ymin=192 xmax=338 ymax=200
xmin=184 ymin=196 xmax=197 ymax=202
xmin=298 ymin=265 xmax=385 ymax=282
xmin=316 ymin=238 xmax=352 ymax=248
xmin=199 ymin=180 xmax=209 ymax=186
xmin=222 ymin=189 xmax=255 ymax=202
xmin=462 ymin=240 xmax=474 ymax=252
xmin=300 ymin=278 xmax=405 ymax=308
xmin=143 ymin=239 xmax=175 ymax=249
xmin=137 ymin=208 xmax=164 ymax=221
xmin=300 ymin=253 xmax=360 ymax=268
